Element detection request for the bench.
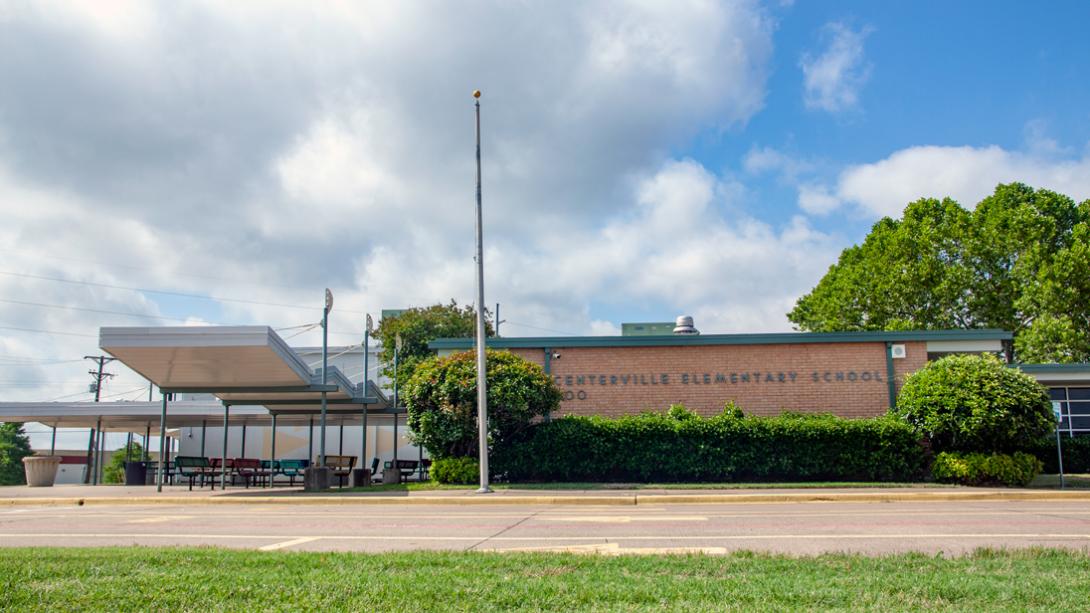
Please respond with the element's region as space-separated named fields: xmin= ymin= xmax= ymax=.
xmin=383 ymin=459 xmax=420 ymax=484
xmin=233 ymin=458 xmax=262 ymax=488
xmin=174 ymin=456 xmax=213 ymax=490
xmin=277 ymin=459 xmax=309 ymax=486
xmin=319 ymin=455 xmax=357 ymax=488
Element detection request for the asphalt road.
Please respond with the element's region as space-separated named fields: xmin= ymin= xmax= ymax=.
xmin=2 ymin=499 xmax=1090 ymax=555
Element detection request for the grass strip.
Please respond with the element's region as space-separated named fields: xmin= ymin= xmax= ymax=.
xmin=1 ymin=547 xmax=1087 ymax=611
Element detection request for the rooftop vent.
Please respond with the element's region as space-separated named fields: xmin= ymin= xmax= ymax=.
xmin=673 ymin=315 xmax=699 ymax=335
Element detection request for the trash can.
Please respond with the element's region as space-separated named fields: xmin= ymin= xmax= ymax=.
xmin=22 ymin=456 xmax=62 ymax=487
xmin=124 ymin=461 xmax=148 ymax=486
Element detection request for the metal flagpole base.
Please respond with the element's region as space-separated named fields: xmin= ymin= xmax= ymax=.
xmin=475 ymin=486 xmax=493 ymax=494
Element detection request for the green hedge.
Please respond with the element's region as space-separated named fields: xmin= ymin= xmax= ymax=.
xmin=1027 ymin=435 xmax=1090 ymax=473
xmin=493 ymin=408 xmax=928 ymax=483
xmin=931 ymin=451 xmax=1042 ymax=487
xmin=430 ymin=457 xmax=480 ymax=485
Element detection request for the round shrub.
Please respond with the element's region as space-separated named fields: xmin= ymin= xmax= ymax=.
xmin=931 ymin=451 xmax=1043 ymax=487
xmin=894 ymin=354 xmax=1053 ymax=453
xmin=404 ymin=349 xmax=562 ymax=459
xmin=430 ymin=457 xmax=480 ymax=485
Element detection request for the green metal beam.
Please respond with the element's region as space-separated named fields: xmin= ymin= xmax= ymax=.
xmin=430 ymin=329 xmax=1013 ymax=350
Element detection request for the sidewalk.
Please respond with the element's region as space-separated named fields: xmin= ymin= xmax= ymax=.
xmin=3 ymin=483 xmax=1090 ymax=506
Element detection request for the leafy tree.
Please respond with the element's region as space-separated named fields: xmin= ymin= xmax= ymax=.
xmin=374 ymin=300 xmax=493 ymax=390
xmin=893 ymin=354 xmax=1054 ymax=453
xmin=403 ymin=349 xmax=562 ymax=459
xmin=0 ymin=423 xmax=34 ymax=485
xmin=103 ymin=440 xmax=144 ymax=484
xmin=789 ymin=183 xmax=1090 ymax=362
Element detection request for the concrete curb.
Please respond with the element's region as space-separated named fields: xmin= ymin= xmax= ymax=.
xmin=3 ymin=490 xmax=1089 ymax=507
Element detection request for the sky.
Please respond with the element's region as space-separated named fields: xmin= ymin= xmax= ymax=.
xmin=2 ymin=0 xmax=1090 ymax=416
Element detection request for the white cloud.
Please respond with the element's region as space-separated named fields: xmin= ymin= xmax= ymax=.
xmin=743 ymin=145 xmax=814 ymax=182
xmin=797 ymin=183 xmax=841 ymax=215
xmin=800 ymin=22 xmax=872 ymax=112
xmin=356 ymin=159 xmax=841 ymax=336
xmin=0 ymin=2 xmax=783 ymax=404
xmin=831 ymin=144 xmax=1090 ymax=217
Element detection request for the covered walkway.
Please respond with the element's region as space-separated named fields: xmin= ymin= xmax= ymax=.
xmin=0 ymin=325 xmax=416 ymax=491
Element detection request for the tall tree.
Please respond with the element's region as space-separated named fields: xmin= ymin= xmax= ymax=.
xmin=0 ymin=423 xmax=34 ymax=485
xmin=374 ymin=300 xmax=494 ymax=390
xmin=789 ymin=183 xmax=1090 ymax=362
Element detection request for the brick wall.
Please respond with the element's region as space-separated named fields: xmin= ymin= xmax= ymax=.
xmin=509 ymin=340 xmax=927 ymax=418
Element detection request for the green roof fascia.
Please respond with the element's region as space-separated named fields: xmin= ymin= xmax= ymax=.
xmin=429 ymin=329 xmax=1012 ymax=350
xmin=1011 ymin=363 xmax=1090 ymax=374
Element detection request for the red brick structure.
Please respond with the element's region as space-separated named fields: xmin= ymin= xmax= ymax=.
xmin=432 ymin=330 xmax=1010 ymax=419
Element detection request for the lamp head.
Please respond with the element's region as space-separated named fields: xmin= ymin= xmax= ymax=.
xmin=472 ymin=90 xmax=481 ymax=99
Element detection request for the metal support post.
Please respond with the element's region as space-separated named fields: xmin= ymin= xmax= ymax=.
xmin=144 ymin=424 xmax=151 ymax=461
xmin=269 ymin=413 xmax=277 ymax=489
xmin=93 ymin=418 xmax=102 ymax=485
xmin=84 ymin=427 xmax=95 ymax=484
xmin=156 ymin=394 xmax=169 ymax=492
xmin=50 ymin=425 xmax=57 ymax=456
xmin=1056 ymin=427 xmax=1066 ymax=489
xmin=200 ymin=420 xmax=206 ymax=457
xmin=241 ymin=423 xmax=247 ymax=458
xmin=97 ymin=424 xmax=105 ymax=485
xmin=308 ymin=417 xmax=314 ymax=464
xmin=221 ymin=403 xmax=230 ymax=490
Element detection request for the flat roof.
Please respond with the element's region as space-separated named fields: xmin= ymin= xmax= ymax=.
xmin=99 ymin=325 xmax=371 ymax=409
xmin=1013 ymin=363 xmax=1090 ymax=384
xmin=0 ymin=400 xmax=403 ymax=429
xmin=431 ymin=329 xmax=1013 ymax=350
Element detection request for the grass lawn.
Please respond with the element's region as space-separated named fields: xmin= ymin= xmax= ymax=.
xmin=335 ymin=481 xmax=951 ymax=493
xmin=2 ymin=547 xmax=1087 ymax=611
xmin=1030 ymin=473 xmax=1090 ymax=488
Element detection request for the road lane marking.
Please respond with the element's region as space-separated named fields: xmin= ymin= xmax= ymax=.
xmin=125 ymin=515 xmax=194 ymax=524
xmin=259 ymin=537 xmax=322 ymax=551
xmin=545 ymin=515 xmax=708 ymax=523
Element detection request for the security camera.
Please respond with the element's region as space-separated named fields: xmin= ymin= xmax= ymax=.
xmin=551 ymin=352 xmax=561 ymax=359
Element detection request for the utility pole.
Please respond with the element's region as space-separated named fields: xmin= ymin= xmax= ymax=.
xmin=85 ymin=355 xmax=116 ymax=402
xmin=83 ymin=355 xmax=116 ymax=484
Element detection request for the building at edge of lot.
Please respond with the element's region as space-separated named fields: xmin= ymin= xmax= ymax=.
xmin=432 ymin=329 xmax=1012 ymax=419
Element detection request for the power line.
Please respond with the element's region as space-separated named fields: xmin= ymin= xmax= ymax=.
xmin=0 ymin=298 xmax=193 ymax=323
xmin=0 ymin=270 xmax=368 ymax=314
xmin=0 ymin=325 xmax=97 ymax=338
xmin=0 ymin=355 xmax=85 ymax=364
xmin=0 ymin=249 xmax=312 ymax=293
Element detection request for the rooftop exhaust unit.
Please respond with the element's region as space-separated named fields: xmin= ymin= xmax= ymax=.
xmin=673 ymin=315 xmax=699 ymax=335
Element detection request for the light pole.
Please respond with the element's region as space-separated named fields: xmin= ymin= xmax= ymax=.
xmin=392 ymin=334 xmax=402 ymax=473
xmin=318 ymin=288 xmax=333 ymax=468
xmin=362 ymin=314 xmax=372 ymax=474
xmin=473 ymin=89 xmax=491 ymax=493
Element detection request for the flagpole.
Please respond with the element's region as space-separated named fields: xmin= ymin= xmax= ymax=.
xmin=473 ymin=89 xmax=491 ymax=494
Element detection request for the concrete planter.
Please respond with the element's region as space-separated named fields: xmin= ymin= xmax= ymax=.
xmin=22 ymin=456 xmax=62 ymax=487
xmin=303 ymin=466 xmax=332 ymax=492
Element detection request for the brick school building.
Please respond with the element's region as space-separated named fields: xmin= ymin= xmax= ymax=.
xmin=432 ymin=329 xmax=1010 ymax=419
